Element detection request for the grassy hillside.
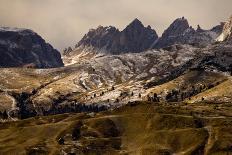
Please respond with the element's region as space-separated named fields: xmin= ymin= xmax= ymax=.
xmin=0 ymin=102 xmax=231 ymax=155
xmin=189 ymin=77 xmax=232 ymax=103
xmin=144 ymin=70 xmax=230 ymax=102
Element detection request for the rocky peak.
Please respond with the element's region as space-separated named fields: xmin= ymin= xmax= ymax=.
xmin=122 ymin=18 xmax=156 ymax=36
xmin=116 ymin=18 xmax=158 ymax=53
xmin=196 ymin=25 xmax=204 ymax=32
xmin=211 ymin=23 xmax=225 ymax=34
xmin=0 ymin=27 xmax=64 ymax=68
xmin=154 ymin=17 xmax=191 ymax=48
xmin=216 ymin=15 xmax=232 ymax=41
xmin=162 ymin=17 xmax=190 ymax=38
xmin=154 ymin=17 xmax=223 ymax=48
xmin=76 ymin=25 xmax=120 ymax=49
xmin=124 ymin=18 xmax=144 ymax=30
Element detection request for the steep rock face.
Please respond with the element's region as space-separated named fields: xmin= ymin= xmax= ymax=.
xmin=161 ymin=17 xmax=190 ymax=39
xmin=216 ymin=15 xmax=232 ymax=41
xmin=112 ymin=18 xmax=158 ymax=53
xmin=69 ymin=19 xmax=158 ymax=55
xmin=211 ymin=23 xmax=225 ymax=34
xmin=0 ymin=27 xmax=64 ymax=68
xmin=154 ymin=17 xmax=223 ymax=48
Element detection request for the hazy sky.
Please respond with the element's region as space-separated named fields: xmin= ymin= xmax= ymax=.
xmin=0 ymin=0 xmax=232 ymax=51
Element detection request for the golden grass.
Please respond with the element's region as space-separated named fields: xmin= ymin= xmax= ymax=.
xmin=189 ymin=78 xmax=232 ymax=103
xmin=145 ymin=70 xmax=228 ymax=101
xmin=0 ymin=102 xmax=231 ymax=154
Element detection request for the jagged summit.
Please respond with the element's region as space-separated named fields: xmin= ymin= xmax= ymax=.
xmin=174 ymin=16 xmax=188 ymax=23
xmin=175 ymin=16 xmax=188 ymax=23
xmin=117 ymin=18 xmax=158 ymax=53
xmin=196 ymin=25 xmax=204 ymax=32
xmin=63 ymin=16 xmax=224 ymax=64
xmin=210 ymin=22 xmax=225 ymax=33
xmin=126 ymin=18 xmax=144 ymax=28
xmin=161 ymin=17 xmax=190 ymax=38
xmin=154 ymin=17 xmax=223 ymax=48
xmin=76 ymin=25 xmax=119 ymax=50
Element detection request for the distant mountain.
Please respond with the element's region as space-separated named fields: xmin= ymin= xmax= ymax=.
xmin=63 ymin=17 xmax=224 ymax=65
xmin=0 ymin=27 xmax=64 ymax=68
xmin=64 ymin=18 xmax=158 ymax=56
xmin=63 ymin=17 xmax=224 ymax=66
xmin=216 ymin=15 xmax=232 ymax=42
xmin=154 ymin=17 xmax=224 ymax=48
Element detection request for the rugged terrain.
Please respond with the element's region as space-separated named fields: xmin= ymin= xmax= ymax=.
xmin=0 ymin=15 xmax=232 ymax=155
xmin=0 ymin=41 xmax=231 ymax=120
xmin=63 ymin=17 xmax=223 ymax=65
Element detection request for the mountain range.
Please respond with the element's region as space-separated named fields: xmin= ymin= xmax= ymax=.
xmin=0 ymin=14 xmax=231 ymax=118
xmin=0 ymin=15 xmax=232 ymax=155
xmin=62 ymin=17 xmax=224 ymax=65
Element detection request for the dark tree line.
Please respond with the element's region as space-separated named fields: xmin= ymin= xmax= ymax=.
xmin=37 ymin=102 xmax=108 ymax=116
xmin=147 ymin=82 xmax=219 ymax=103
xmin=0 ymin=102 xmax=109 ymax=120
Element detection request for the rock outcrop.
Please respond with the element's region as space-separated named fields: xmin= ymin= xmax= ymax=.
xmin=216 ymin=15 xmax=232 ymax=42
xmin=0 ymin=27 xmax=64 ymax=68
xmin=154 ymin=17 xmax=223 ymax=48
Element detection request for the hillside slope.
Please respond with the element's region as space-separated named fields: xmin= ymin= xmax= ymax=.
xmin=0 ymin=40 xmax=232 ymax=119
xmin=0 ymin=45 xmax=200 ymax=118
xmin=0 ymin=102 xmax=231 ymax=155
xmin=216 ymin=15 xmax=232 ymax=41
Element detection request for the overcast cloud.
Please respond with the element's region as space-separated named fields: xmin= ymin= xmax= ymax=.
xmin=0 ymin=0 xmax=231 ymax=50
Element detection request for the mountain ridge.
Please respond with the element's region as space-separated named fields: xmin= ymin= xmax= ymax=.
xmin=63 ymin=17 xmax=223 ymax=65
xmin=154 ymin=17 xmax=223 ymax=48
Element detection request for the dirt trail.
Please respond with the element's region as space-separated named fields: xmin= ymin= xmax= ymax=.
xmin=4 ymin=92 xmax=18 ymax=120
xmin=204 ymin=126 xmax=216 ymax=155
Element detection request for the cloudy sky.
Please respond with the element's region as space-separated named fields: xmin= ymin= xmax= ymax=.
xmin=0 ymin=0 xmax=231 ymax=51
